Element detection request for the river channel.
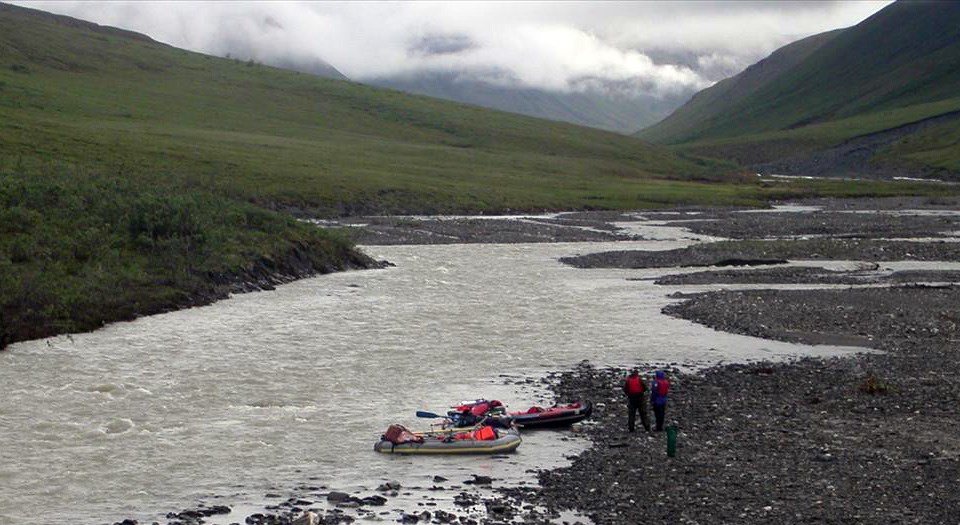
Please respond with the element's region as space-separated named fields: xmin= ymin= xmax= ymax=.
xmin=0 ymin=227 xmax=871 ymax=524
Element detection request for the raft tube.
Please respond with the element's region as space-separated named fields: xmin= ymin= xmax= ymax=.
xmin=507 ymin=400 xmax=592 ymax=429
xmin=374 ymin=427 xmax=521 ymax=455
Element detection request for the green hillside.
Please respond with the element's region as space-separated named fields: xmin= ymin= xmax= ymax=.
xmin=636 ymin=29 xmax=843 ymax=144
xmin=0 ymin=3 xmax=738 ymax=217
xmin=0 ymin=2 xmax=720 ymax=349
xmin=636 ymin=0 xmax=960 ymax=177
xmin=370 ymin=71 xmax=683 ymax=134
xmin=0 ymin=3 xmax=952 ymax=349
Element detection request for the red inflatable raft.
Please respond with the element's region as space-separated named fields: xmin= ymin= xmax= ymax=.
xmin=506 ymin=400 xmax=592 ymax=429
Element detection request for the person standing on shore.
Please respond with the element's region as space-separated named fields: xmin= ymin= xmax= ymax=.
xmin=651 ymin=370 xmax=670 ymax=431
xmin=623 ymin=369 xmax=650 ymax=432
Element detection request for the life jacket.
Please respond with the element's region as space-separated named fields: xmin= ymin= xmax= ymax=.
xmin=470 ymin=402 xmax=491 ymax=417
xmin=448 ymin=426 xmax=497 ymax=442
xmin=453 ymin=399 xmax=503 ymax=417
xmin=655 ymin=379 xmax=670 ymax=397
xmin=472 ymin=425 xmax=496 ymax=441
xmin=625 ymin=375 xmax=645 ymax=395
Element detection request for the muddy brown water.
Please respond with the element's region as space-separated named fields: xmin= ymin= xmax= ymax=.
xmin=1 ymin=228 xmax=883 ymax=524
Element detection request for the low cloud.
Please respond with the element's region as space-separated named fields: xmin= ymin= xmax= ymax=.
xmin=18 ymin=1 xmax=892 ymax=98
xmin=409 ymin=33 xmax=476 ymax=57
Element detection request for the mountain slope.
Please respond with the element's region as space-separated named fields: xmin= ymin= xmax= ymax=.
xmin=256 ymin=56 xmax=347 ymax=80
xmin=636 ymin=29 xmax=843 ymax=143
xmin=639 ymin=0 xmax=960 ymax=146
xmin=368 ymin=71 xmax=685 ymax=134
xmin=0 ymin=3 xmax=747 ymax=218
xmin=633 ymin=0 xmax=960 ymax=180
xmin=0 ymin=2 xmax=746 ymax=349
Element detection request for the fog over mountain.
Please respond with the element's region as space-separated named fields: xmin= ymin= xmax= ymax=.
xmin=17 ymin=1 xmax=891 ymax=132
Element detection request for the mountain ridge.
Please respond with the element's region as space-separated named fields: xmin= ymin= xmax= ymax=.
xmin=637 ymin=29 xmax=844 ymax=143
xmin=635 ymin=0 xmax=960 ymax=179
xmin=368 ymin=70 xmax=686 ymax=134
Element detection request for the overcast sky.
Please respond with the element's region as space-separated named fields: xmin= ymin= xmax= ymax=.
xmin=19 ymin=1 xmax=893 ymax=98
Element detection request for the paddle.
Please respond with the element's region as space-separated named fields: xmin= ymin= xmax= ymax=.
xmin=416 ymin=410 xmax=446 ymax=419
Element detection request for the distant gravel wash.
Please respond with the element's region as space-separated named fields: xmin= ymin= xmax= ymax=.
xmin=560 ymin=238 xmax=960 ymax=269
xmin=664 ymin=285 xmax=960 ymax=346
xmin=673 ymin=210 xmax=960 ymax=240
xmin=341 ymin=216 xmax=637 ymax=245
xmin=654 ymin=266 xmax=960 ymax=286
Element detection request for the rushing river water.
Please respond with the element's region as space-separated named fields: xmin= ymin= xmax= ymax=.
xmin=1 ymin=228 xmax=874 ymax=525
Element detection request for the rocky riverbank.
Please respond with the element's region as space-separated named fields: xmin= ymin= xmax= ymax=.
xmin=516 ymin=198 xmax=960 ymax=524
xmin=523 ymin=285 xmax=960 ymax=524
xmin=108 ymin=197 xmax=960 ymax=525
xmin=330 ymin=215 xmax=638 ymax=245
xmin=749 ymin=111 xmax=960 ymax=181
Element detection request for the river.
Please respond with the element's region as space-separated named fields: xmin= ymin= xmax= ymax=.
xmin=0 ymin=229 xmax=869 ymax=524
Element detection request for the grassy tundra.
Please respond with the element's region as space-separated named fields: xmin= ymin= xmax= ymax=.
xmin=0 ymin=4 xmax=952 ymax=348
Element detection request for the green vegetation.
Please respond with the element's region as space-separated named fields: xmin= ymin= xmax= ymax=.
xmin=0 ymin=3 xmax=735 ymax=218
xmin=0 ymin=164 xmax=368 ymax=348
xmin=636 ymin=29 xmax=844 ymax=144
xmin=677 ymin=97 xmax=960 ymax=166
xmin=879 ymin=117 xmax=960 ymax=172
xmin=0 ymin=3 xmax=955 ymax=349
xmin=638 ymin=1 xmax=960 ymax=173
xmin=373 ymin=72 xmax=679 ymax=134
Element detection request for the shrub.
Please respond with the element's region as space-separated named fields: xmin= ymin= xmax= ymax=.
xmin=0 ymin=166 xmax=367 ymax=349
xmin=857 ymin=374 xmax=896 ymax=395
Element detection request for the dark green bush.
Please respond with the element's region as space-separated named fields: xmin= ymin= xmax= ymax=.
xmin=0 ymin=166 xmax=363 ymax=349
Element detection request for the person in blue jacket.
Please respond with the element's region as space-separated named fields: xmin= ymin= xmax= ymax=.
xmin=650 ymin=370 xmax=670 ymax=431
